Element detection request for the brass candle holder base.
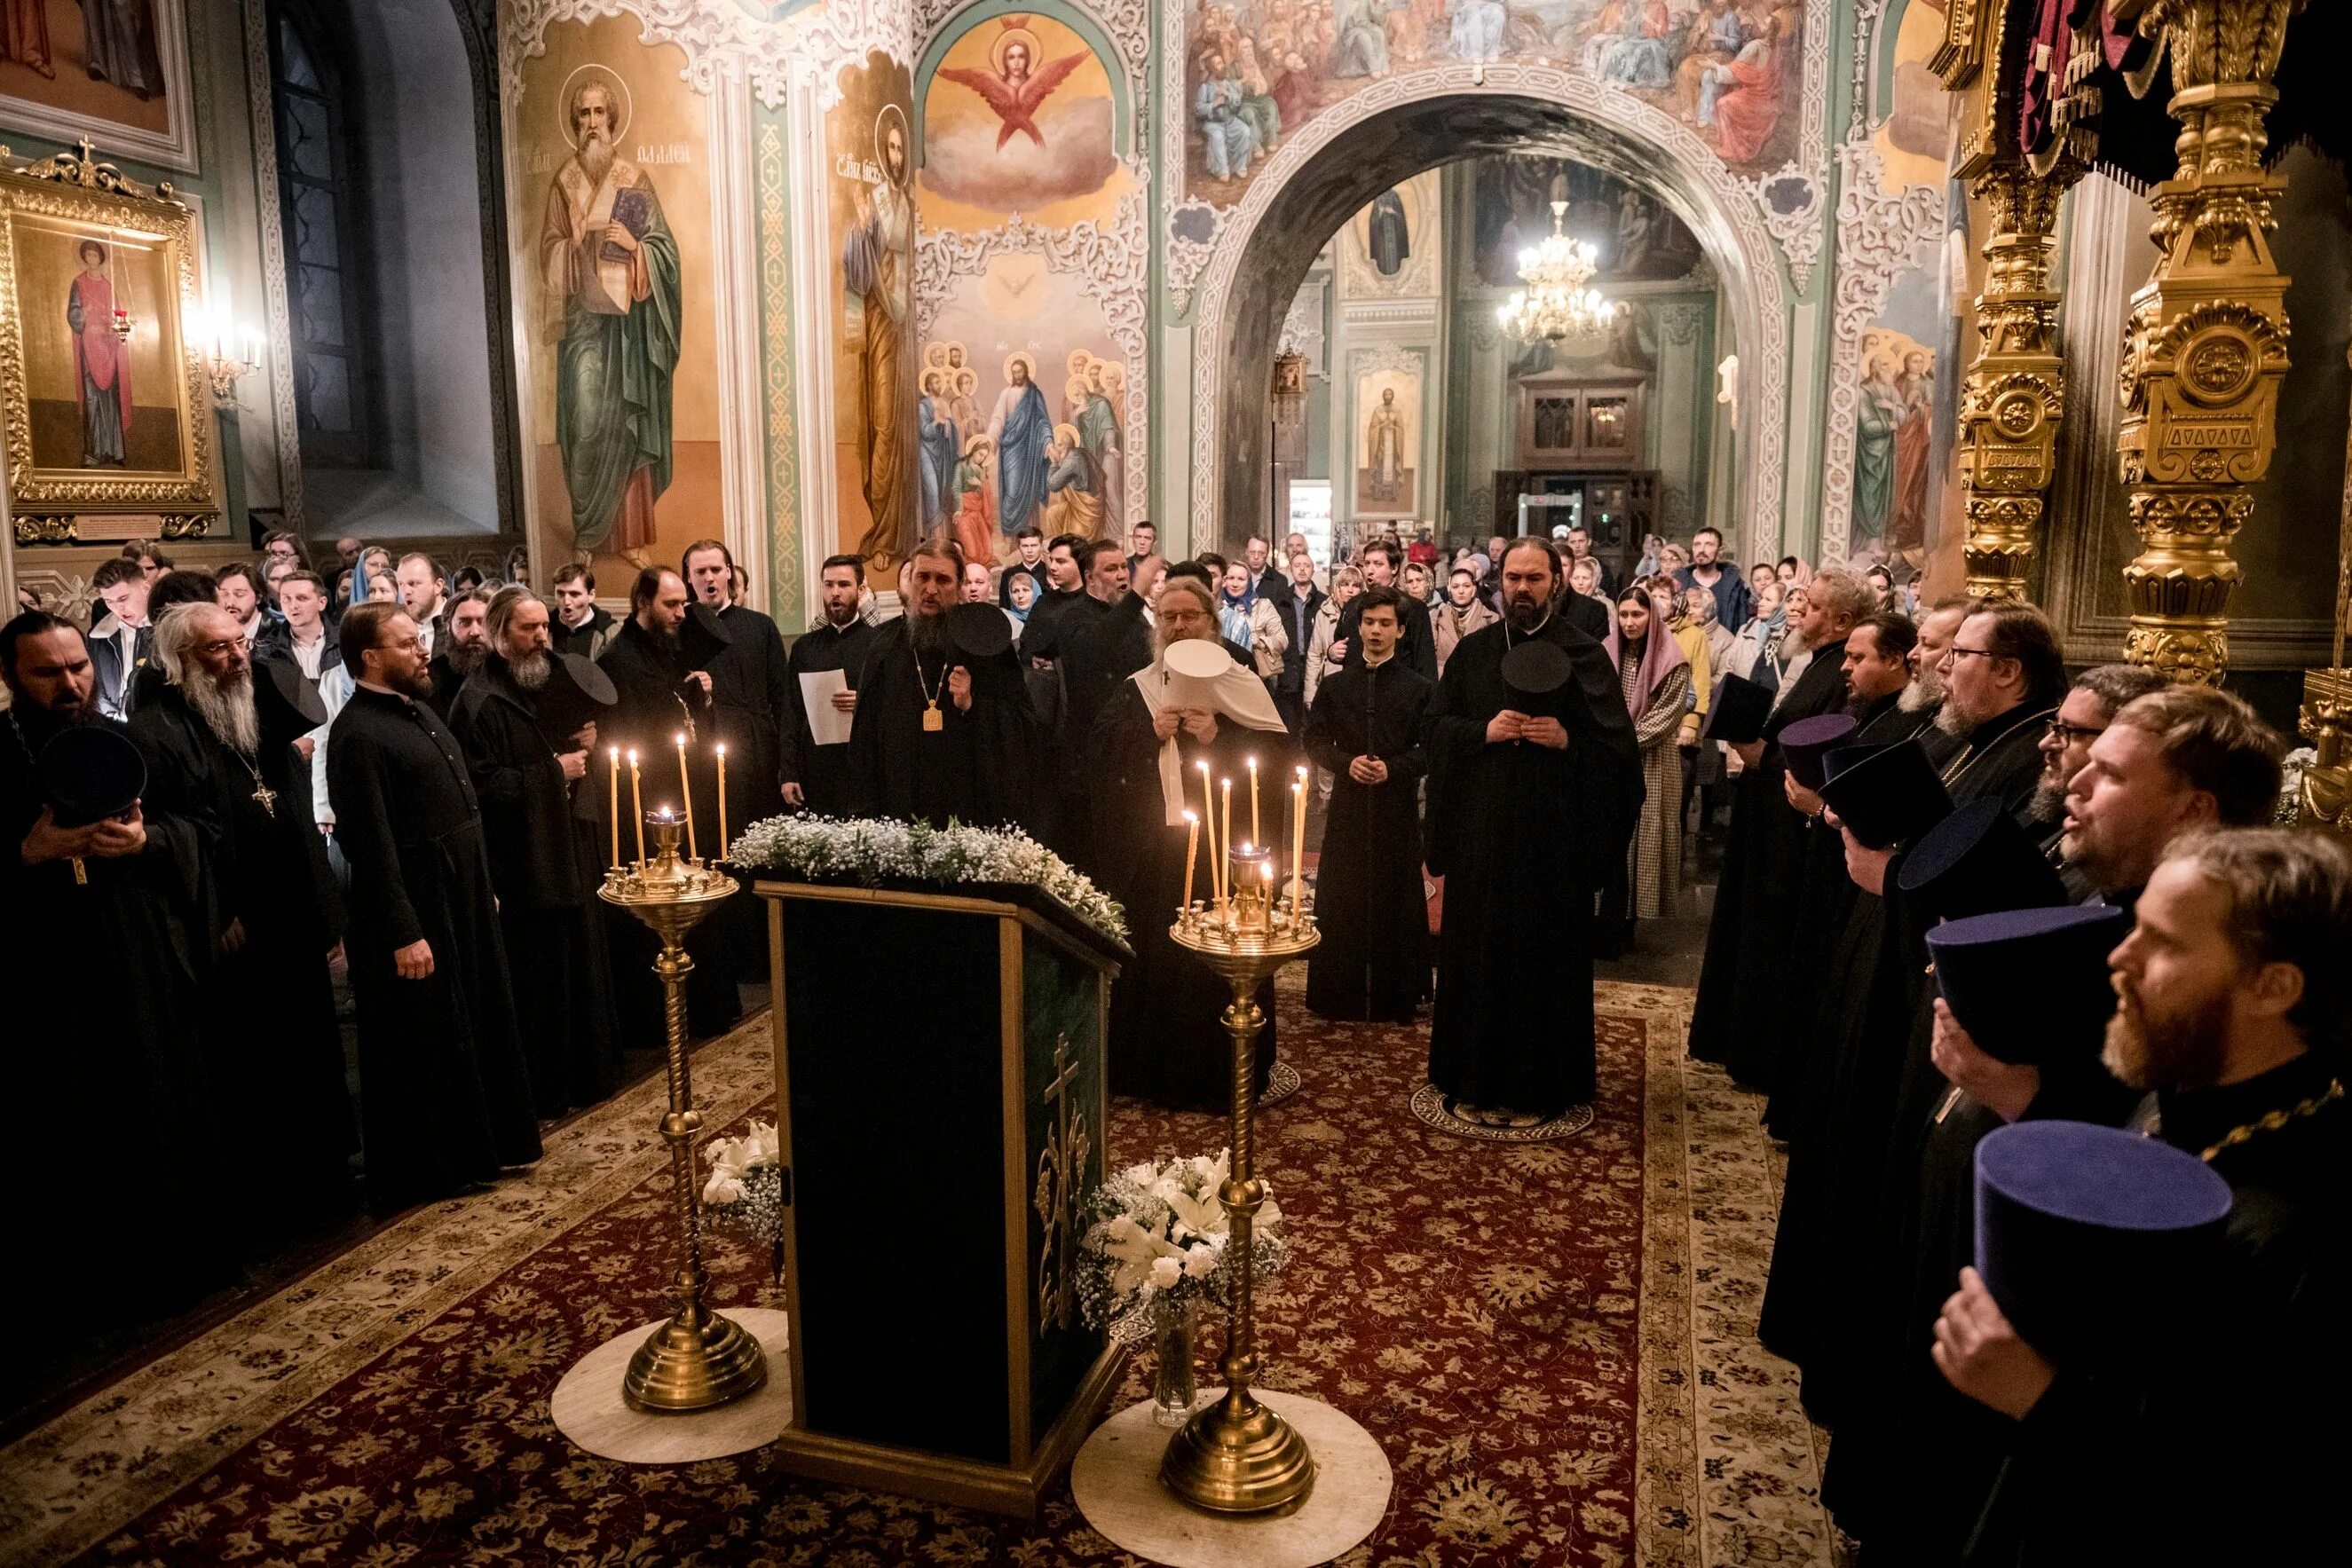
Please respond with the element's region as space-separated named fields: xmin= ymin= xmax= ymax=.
xmin=597 ymin=817 xmax=766 ymax=1414
xmin=1160 ymin=908 xmax=1318 ymax=1516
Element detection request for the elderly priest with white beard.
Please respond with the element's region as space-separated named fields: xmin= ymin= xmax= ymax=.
xmin=328 ymin=603 xmax=541 ymax=1210
xmin=132 ymin=603 xmax=356 ymax=1232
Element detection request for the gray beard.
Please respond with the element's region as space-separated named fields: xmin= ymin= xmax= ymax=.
xmin=907 ymin=605 xmax=951 ymax=656
xmin=1933 ymin=701 xmax=1969 ymax=737
xmin=1898 ymin=671 xmax=1944 ymax=713
xmin=579 ymin=133 xmax=614 ymax=185
xmin=508 ymin=649 xmax=551 ymax=690
xmin=184 ymin=668 xmax=259 ymax=754
xmin=2031 ymin=777 xmax=2066 ymax=822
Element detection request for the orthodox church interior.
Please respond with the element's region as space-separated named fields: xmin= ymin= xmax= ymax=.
xmin=1 ymin=1 xmax=2348 ymax=1564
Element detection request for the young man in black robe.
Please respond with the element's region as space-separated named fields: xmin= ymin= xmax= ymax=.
xmin=1425 ymin=538 xmax=1641 ymax=1121
xmin=1037 ymin=540 xmax=1137 ymax=861
xmin=1092 ymin=575 xmax=1291 ymax=1109
xmin=1305 ymin=587 xmax=1434 ymax=1023
xmin=1932 ymin=829 xmax=2349 ymax=1567
xmin=848 ymin=539 xmax=1039 ymax=832
xmin=782 ymin=554 xmax=876 ymax=816
xmin=132 ymin=603 xmax=356 ymax=1233
xmin=683 ymin=540 xmax=790 ymax=853
xmin=1689 ymin=567 xmax=1877 ymax=1071
xmin=550 ymin=563 xmax=617 ymax=662
xmin=1 ymin=612 xmax=237 ymax=1307
xmin=1827 ymin=685 xmax=2284 ymax=1563
xmin=448 ymin=589 xmax=622 ymax=1120
xmin=328 ymin=603 xmax=541 ymax=1211
xmin=425 ymin=589 xmax=491 ymax=713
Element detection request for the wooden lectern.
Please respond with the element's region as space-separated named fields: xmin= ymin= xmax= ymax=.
xmin=755 ymin=879 xmax=1129 ymax=1516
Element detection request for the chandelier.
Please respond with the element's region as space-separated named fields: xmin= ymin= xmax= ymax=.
xmin=1496 ymin=201 xmax=1621 ymax=343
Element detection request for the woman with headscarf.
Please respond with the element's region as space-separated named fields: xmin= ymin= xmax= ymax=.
xmin=1600 ymin=582 xmax=1691 ymax=949
xmin=1217 ymin=561 xmax=1287 ymax=694
xmin=1091 ymin=576 xmax=1290 ymax=1108
xmin=1635 ymin=532 xmax=1666 ymax=578
xmin=1569 ymin=555 xmax=1617 ymax=636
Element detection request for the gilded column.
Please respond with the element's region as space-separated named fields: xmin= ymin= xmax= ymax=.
xmin=2114 ymin=0 xmax=2301 ymax=684
xmin=1955 ymin=155 xmax=2078 ymax=599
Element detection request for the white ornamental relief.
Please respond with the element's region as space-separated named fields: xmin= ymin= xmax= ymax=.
xmin=500 ymin=0 xmax=917 ymax=113
xmin=1277 ymin=281 xmax=1326 ymax=368
xmin=1816 ymin=144 xmax=1945 ymax=563
xmin=1738 ymin=162 xmax=1827 ymax=292
xmin=1661 ymin=301 xmax=1711 ymax=346
xmin=1350 ymin=345 xmax=1425 ymax=379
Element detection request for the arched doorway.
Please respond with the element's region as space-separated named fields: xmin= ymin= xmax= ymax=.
xmin=1191 ymin=64 xmax=1789 ymax=562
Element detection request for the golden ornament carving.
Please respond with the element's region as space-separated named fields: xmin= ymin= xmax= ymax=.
xmin=2111 ymin=0 xmax=2303 ymax=686
xmin=12 ymin=514 xmax=74 ymax=544
xmin=1031 ymin=1033 xmax=1089 ymax=1334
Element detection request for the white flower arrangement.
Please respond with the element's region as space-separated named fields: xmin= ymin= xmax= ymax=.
xmin=1077 ymin=1150 xmax=1288 ymax=1336
xmin=700 ymin=1121 xmax=787 ymax=1281
xmin=727 ymin=814 xmax=1128 ymax=945
xmin=2277 ymin=746 xmax=2318 ymax=825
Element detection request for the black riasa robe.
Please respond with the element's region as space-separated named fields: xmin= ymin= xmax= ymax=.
xmin=1425 ymin=618 xmax=1641 ymax=1114
xmin=130 ymin=683 xmax=356 ymax=1232
xmin=327 ymin=685 xmax=541 ymax=1210
xmin=781 ymin=617 xmax=876 ymax=816
xmin=448 ymin=658 xmax=622 ymax=1119
xmin=848 ymin=618 xmax=1039 ymax=832
xmin=1304 ymin=658 xmax=1435 ymax=1023
xmin=1 ymin=708 xmax=236 ymax=1305
xmin=1092 ymin=679 xmax=1283 ymax=1111
xmin=1689 ymin=635 xmax=1852 ymax=1073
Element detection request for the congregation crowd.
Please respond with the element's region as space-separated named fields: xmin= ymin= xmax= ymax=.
xmin=6 ymin=518 xmax=2343 ymax=1564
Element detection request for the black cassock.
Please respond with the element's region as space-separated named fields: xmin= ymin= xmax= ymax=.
xmin=130 ymin=683 xmax=356 ymax=1232
xmin=704 ymin=603 xmax=792 ymax=984
xmin=848 ymin=618 xmax=1039 ymax=831
xmin=327 ymin=685 xmax=541 ymax=1210
xmin=448 ymin=658 xmax=622 ymax=1119
xmin=1055 ymin=593 xmax=1158 ymax=879
xmin=1304 ymin=658 xmax=1435 ymax=1023
xmin=1 ymin=709 xmax=236 ymax=1304
xmin=1689 ymin=634 xmax=1852 ymax=1073
xmin=1331 ymin=592 xmax=1440 ymax=682
xmin=781 ymin=617 xmax=876 ymax=816
xmin=1093 ymin=679 xmax=1285 ymax=1110
xmin=1425 ymin=619 xmax=1641 ymax=1114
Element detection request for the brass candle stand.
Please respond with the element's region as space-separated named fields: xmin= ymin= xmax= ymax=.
xmin=597 ymin=815 xmax=768 ymax=1412
xmin=1161 ymin=877 xmax=1318 ymax=1515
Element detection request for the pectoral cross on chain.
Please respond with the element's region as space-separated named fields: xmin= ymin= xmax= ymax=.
xmin=251 ymin=781 xmax=278 ymax=814
xmin=1032 ymin=1033 xmax=1090 ymax=1332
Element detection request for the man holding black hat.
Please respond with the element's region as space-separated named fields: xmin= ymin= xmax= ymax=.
xmin=133 ymin=603 xmax=355 ymax=1233
xmin=2 ymin=611 xmax=237 ymax=1300
xmin=1933 ymin=828 xmax=2349 ymax=1566
xmin=448 ymin=588 xmax=623 ymax=1119
xmin=1690 ymin=568 xmax=1876 ymax=1071
xmin=1424 ymin=537 xmax=1640 ymax=1123
xmin=848 ymin=538 xmax=1040 ymax=831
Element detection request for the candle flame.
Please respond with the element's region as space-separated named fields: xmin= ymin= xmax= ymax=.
xmin=674 ymin=732 xmax=685 ymax=746
xmin=1183 ymin=809 xmax=1197 ymax=823
xmin=627 ymin=748 xmax=638 ymax=763
xmin=608 ymin=745 xmax=618 ymax=759
xmin=1241 ymin=841 xmax=1252 ymax=855
xmin=716 ymin=743 xmax=726 ymax=755
xmin=1262 ymin=862 xmax=1275 ymax=882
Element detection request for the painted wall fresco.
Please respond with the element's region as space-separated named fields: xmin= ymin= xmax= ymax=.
xmin=830 ymin=49 xmax=919 ymax=580
xmin=512 ymin=13 xmax=716 ymax=583
xmin=918 ymin=12 xmax=1129 ymax=231
xmin=920 ymin=255 xmax=1125 ymax=561
xmin=1351 ymin=349 xmax=1423 ymax=518
xmin=1337 ymin=168 xmax=1439 ymax=297
xmin=1180 ymin=0 xmax=1808 ymax=206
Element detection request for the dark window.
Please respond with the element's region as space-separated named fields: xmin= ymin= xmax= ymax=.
xmin=269 ymin=5 xmax=371 ymax=467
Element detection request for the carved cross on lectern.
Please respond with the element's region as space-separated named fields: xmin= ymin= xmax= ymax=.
xmin=1033 ymin=1033 xmax=1090 ymax=1332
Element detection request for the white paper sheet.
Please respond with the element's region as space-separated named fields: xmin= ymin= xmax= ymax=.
xmin=801 ymin=669 xmax=852 ymax=746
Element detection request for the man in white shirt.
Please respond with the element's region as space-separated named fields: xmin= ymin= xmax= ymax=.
xmin=396 ymin=553 xmax=448 ymax=657
xmin=275 ymin=571 xmax=352 ymax=831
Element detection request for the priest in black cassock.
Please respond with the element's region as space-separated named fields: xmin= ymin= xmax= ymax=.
xmin=328 ymin=603 xmax=541 ymax=1210
xmin=1688 ymin=567 xmax=1877 ymax=1072
xmin=597 ymin=566 xmax=738 ymax=1036
xmin=1 ymin=611 xmax=234 ymax=1306
xmin=1092 ymin=576 xmax=1291 ymax=1109
xmin=448 ymin=590 xmax=622 ymax=1120
xmin=685 ymin=540 xmax=792 ymax=981
xmin=1305 ymin=586 xmax=1435 ymax=1023
xmin=1425 ymin=539 xmax=1641 ymax=1121
xmin=782 ymin=555 xmax=877 ymax=815
xmin=133 ymin=603 xmax=356 ymax=1232
xmin=848 ymin=539 xmax=1039 ymax=831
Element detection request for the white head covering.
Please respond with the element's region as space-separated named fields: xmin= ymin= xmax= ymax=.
xmin=1130 ymin=636 xmax=1287 ymax=824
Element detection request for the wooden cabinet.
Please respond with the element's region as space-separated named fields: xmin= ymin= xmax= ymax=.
xmin=1514 ymin=372 xmax=1646 ymax=470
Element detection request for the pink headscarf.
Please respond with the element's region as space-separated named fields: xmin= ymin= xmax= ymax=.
xmin=1607 ymin=592 xmax=1688 ymax=719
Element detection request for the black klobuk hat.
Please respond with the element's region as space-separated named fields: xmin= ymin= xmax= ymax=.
xmin=37 ymin=724 xmax=146 ymax=828
xmin=1898 ymin=798 xmax=2068 ymax=921
xmin=1500 ymin=640 xmax=1571 ymax=710
xmin=1927 ymin=903 xmax=2131 ymax=1065
xmin=1816 ymin=737 xmax=1952 ymax=850
xmin=948 ymin=601 xmax=1013 ymax=660
xmin=1703 ymin=672 xmax=1772 ymax=745
xmin=1780 ymin=713 xmax=1859 ymax=792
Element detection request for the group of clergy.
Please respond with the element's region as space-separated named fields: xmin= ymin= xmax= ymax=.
xmin=1687 ymin=576 xmax=2348 ymax=1564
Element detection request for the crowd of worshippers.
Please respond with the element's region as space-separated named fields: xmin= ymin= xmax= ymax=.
xmin=1684 ymin=586 xmax=2348 ymax=1563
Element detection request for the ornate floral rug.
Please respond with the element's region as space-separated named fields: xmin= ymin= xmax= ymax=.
xmin=0 ymin=980 xmax=1831 ymax=1567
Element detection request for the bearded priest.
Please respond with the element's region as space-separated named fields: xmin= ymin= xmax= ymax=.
xmin=1425 ymin=538 xmax=1641 ymax=1124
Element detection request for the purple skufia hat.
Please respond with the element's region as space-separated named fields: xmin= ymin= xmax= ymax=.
xmin=1780 ymin=713 xmax=1859 ymax=792
xmin=1974 ymin=1121 xmax=2232 ymax=1367
xmin=1816 ymin=737 xmax=1952 ymax=849
xmin=1704 ymin=673 xmax=1772 ymax=745
xmin=1898 ymin=798 xmax=2068 ymax=921
xmin=1928 ymin=903 xmax=2130 ymax=1065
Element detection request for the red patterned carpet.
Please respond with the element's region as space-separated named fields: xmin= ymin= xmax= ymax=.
xmin=9 ymin=979 xmax=1799 ymax=1568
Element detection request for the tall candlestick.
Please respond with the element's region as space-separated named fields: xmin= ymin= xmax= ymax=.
xmin=1198 ymin=761 xmax=1219 ymax=907
xmin=1182 ymin=810 xmax=1200 ymax=916
xmin=607 ymin=746 xmax=620 ymax=867
xmin=674 ymin=733 xmax=698 ymax=862
xmin=1292 ymin=766 xmax=1307 ymax=921
xmin=1219 ymin=778 xmax=1234 ymax=919
xmin=1248 ymin=756 xmax=1261 ymax=847
xmin=628 ymin=750 xmax=645 ymax=867
xmin=714 ymin=744 xmax=729 ymax=862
